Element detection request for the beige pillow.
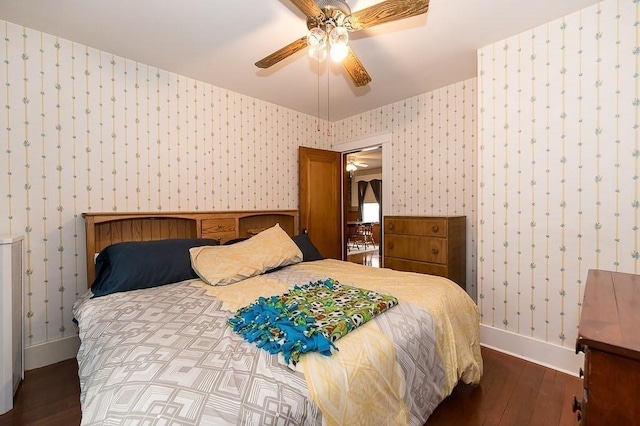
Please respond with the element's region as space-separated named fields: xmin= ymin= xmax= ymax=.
xmin=190 ymin=223 xmax=303 ymax=286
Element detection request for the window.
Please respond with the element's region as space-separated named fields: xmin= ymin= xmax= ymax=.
xmin=362 ymin=202 xmax=380 ymax=223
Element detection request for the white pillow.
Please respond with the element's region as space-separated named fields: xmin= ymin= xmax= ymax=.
xmin=190 ymin=223 xmax=303 ymax=286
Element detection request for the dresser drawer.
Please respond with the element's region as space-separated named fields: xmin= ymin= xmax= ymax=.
xmin=384 ymin=257 xmax=447 ymax=276
xmin=582 ymin=347 xmax=640 ymax=424
xmin=202 ymin=219 xmax=236 ymax=243
xmin=385 ymin=234 xmax=447 ymax=264
xmin=385 ymin=217 xmax=448 ymax=237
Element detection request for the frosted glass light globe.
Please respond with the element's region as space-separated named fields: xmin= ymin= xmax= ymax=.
xmin=307 ymin=27 xmax=326 ymax=48
xmin=329 ymin=26 xmax=348 ymax=47
xmin=309 ymin=44 xmax=328 ymax=62
xmin=330 ymin=44 xmax=348 ymax=62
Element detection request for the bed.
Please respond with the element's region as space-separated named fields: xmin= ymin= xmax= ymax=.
xmin=74 ymin=211 xmax=482 ymax=425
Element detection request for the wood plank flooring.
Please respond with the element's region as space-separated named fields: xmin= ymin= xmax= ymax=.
xmin=346 ymin=247 xmax=381 ymax=267
xmin=426 ymin=347 xmax=582 ymax=426
xmin=0 ymin=346 xmax=581 ymax=426
xmin=0 ymin=355 xmax=80 ymax=426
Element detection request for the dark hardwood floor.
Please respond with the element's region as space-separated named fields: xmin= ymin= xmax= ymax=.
xmin=0 ymin=346 xmax=581 ymax=426
xmin=0 ymin=355 xmax=80 ymax=426
xmin=426 ymin=347 xmax=582 ymax=426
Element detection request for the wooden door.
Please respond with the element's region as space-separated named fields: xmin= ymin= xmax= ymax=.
xmin=299 ymin=146 xmax=342 ymax=259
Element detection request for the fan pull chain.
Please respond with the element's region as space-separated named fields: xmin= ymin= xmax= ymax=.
xmin=326 ymin=65 xmax=330 ymax=137
xmin=316 ymin=56 xmax=321 ymax=132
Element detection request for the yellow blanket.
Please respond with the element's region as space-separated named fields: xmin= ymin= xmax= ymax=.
xmin=190 ymin=259 xmax=482 ymax=425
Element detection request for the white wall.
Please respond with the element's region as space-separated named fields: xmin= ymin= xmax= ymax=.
xmin=477 ymin=0 xmax=637 ymax=373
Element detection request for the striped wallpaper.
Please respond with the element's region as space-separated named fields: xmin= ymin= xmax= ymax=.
xmin=0 ymin=19 xmax=332 ymax=348
xmin=333 ymin=81 xmax=478 ymax=296
xmin=478 ymin=0 xmax=638 ymax=347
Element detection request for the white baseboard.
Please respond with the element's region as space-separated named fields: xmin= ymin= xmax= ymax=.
xmin=480 ymin=324 xmax=583 ymax=377
xmin=24 ymin=335 xmax=80 ymax=370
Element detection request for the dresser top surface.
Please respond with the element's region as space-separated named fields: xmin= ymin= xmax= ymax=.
xmin=579 ymin=269 xmax=640 ymax=359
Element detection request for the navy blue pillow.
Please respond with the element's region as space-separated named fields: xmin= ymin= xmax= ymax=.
xmin=292 ymin=234 xmax=324 ymax=261
xmin=91 ymin=238 xmax=220 ymax=298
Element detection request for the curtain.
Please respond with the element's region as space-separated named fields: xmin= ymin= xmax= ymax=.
xmin=369 ymin=179 xmax=382 ymax=254
xmin=369 ymin=179 xmax=381 ymax=204
xmin=357 ymin=180 xmax=369 ymax=221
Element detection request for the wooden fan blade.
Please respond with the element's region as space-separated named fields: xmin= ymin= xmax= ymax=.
xmin=347 ymin=0 xmax=429 ymax=31
xmin=289 ymin=0 xmax=323 ymax=18
xmin=342 ymin=47 xmax=372 ymax=87
xmin=255 ymin=36 xmax=308 ymax=69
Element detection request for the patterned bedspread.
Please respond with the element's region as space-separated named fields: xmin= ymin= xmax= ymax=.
xmin=73 ymin=259 xmax=482 ymax=425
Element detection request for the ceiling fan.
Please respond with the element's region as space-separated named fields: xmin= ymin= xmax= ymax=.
xmin=346 ymin=158 xmax=368 ymax=172
xmin=255 ymin=0 xmax=430 ymax=87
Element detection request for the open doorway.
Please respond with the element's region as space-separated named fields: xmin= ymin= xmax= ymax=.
xmin=344 ymin=147 xmax=382 ymax=267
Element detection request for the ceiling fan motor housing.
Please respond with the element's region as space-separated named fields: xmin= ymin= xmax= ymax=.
xmin=316 ymin=0 xmax=351 ymax=14
xmin=307 ymin=0 xmax=351 ymax=29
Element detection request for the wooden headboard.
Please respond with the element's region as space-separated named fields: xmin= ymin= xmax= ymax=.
xmin=82 ymin=210 xmax=299 ymax=287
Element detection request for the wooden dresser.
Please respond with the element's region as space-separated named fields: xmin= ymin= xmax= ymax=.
xmin=574 ymin=269 xmax=640 ymax=425
xmin=383 ymin=216 xmax=466 ymax=290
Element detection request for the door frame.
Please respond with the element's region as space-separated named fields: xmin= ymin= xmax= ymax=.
xmin=333 ymin=132 xmax=392 ymax=261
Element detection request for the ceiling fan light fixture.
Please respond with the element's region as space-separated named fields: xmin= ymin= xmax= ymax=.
xmin=346 ymin=162 xmax=358 ymax=172
xmin=330 ymin=43 xmax=349 ymax=62
xmin=308 ymin=23 xmax=349 ymax=63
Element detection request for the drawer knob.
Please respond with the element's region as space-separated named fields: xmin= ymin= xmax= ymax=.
xmin=388 ymin=242 xmax=394 ymax=250
xmin=432 ymin=225 xmax=439 ymax=233
xmin=572 ymin=395 xmax=582 ymax=413
xmin=431 ymin=248 xmax=439 ymax=255
xmin=388 ymin=223 xmax=394 ymax=230
xmin=217 ymin=224 xmax=223 ymax=229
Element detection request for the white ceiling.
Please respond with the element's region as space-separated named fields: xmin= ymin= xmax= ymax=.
xmin=0 ymin=0 xmax=600 ymax=121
